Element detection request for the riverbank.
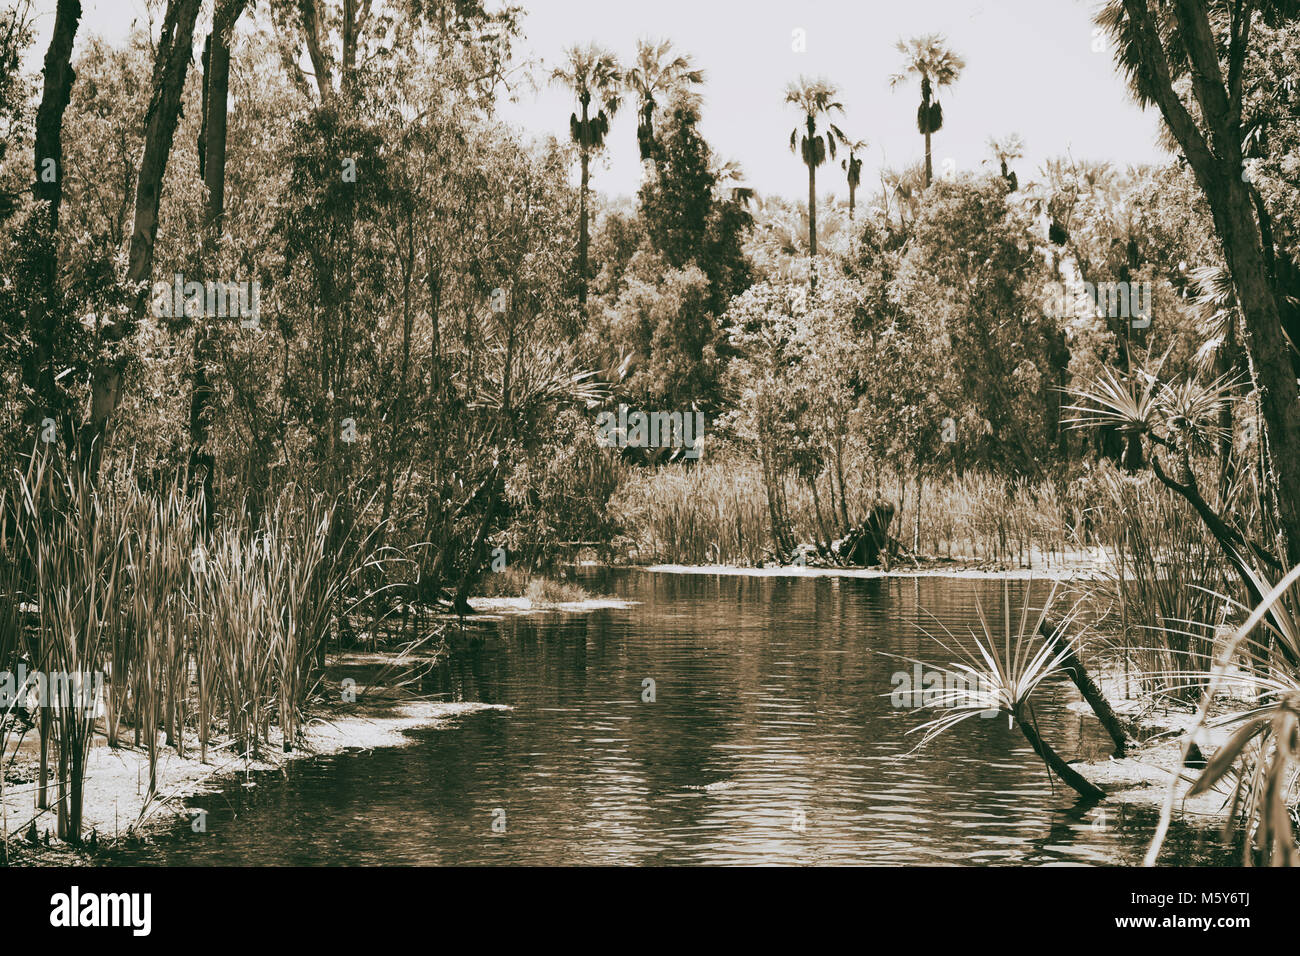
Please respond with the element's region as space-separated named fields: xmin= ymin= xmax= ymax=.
xmin=1069 ymin=665 xmax=1250 ymax=829
xmin=646 ymin=550 xmax=1109 ymax=581
xmin=1 ymin=671 xmax=508 ymax=865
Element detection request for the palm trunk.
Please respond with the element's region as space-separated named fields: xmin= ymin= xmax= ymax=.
xmin=578 ymin=101 xmax=590 ymax=305
xmin=922 ymin=81 xmax=933 ymax=187
xmin=807 ymin=154 xmax=817 ymax=291
xmin=1015 ymin=708 xmax=1106 ymax=801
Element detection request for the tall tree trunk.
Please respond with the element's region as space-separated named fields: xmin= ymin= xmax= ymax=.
xmin=84 ymin=0 xmax=201 ymax=478
xmin=1119 ymin=0 xmax=1300 ymax=568
xmin=190 ymin=0 xmax=246 ymax=529
xmin=578 ymin=101 xmax=590 ymax=305
xmin=32 ymin=0 xmax=80 ymax=231
xmin=297 ymin=0 xmax=334 ymax=103
xmin=922 ymin=81 xmax=933 ymax=188
xmin=29 ymin=0 xmax=81 ymax=438
xmin=807 ymin=158 xmax=817 ymax=291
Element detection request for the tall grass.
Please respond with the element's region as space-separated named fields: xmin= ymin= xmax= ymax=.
xmin=0 ymin=455 xmax=380 ymax=844
xmin=1088 ymin=469 xmax=1228 ymax=703
xmin=611 ymin=455 xmax=1079 ymax=567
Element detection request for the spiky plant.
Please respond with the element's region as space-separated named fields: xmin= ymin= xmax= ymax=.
xmin=1146 ymin=562 xmax=1300 ymax=865
xmin=888 ymin=582 xmax=1106 ymax=801
xmin=1065 ymin=355 xmax=1270 ymax=613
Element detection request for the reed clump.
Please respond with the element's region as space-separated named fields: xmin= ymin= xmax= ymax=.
xmin=0 ymin=455 xmax=378 ymax=845
xmin=612 ymin=455 xmax=1077 ymax=567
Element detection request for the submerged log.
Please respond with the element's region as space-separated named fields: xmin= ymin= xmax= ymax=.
xmin=1039 ymin=615 xmax=1130 ymax=757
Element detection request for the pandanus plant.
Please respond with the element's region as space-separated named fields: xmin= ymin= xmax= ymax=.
xmin=889 ymin=582 xmax=1106 ymax=801
xmin=1146 ymin=563 xmax=1300 ymax=865
xmin=1064 ymin=354 xmax=1270 ymax=615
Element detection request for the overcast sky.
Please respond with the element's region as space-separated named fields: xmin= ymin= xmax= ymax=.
xmin=26 ymin=0 xmax=1171 ymax=202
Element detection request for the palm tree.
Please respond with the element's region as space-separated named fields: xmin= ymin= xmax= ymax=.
xmin=890 ymin=34 xmax=965 ymax=187
xmin=626 ymin=38 xmax=704 ymax=162
xmin=986 ymin=134 xmax=1024 ymax=190
xmin=840 ymin=138 xmax=868 ymax=221
xmin=786 ymin=77 xmax=846 ymax=289
xmin=551 ymin=44 xmax=623 ymax=305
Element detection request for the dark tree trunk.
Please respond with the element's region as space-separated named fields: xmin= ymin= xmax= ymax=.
xmin=29 ymin=0 xmax=81 ymax=433
xmin=85 ymin=0 xmax=202 ymax=477
xmin=578 ymin=100 xmax=590 ymax=305
xmin=1119 ymin=0 xmax=1300 ymax=568
xmin=1015 ymin=708 xmax=1106 ymax=801
xmin=190 ymin=0 xmax=246 ymax=529
xmin=1039 ymin=616 xmax=1129 ymax=756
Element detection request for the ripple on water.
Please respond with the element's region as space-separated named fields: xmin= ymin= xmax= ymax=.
xmin=105 ymin=571 xmax=1233 ymax=866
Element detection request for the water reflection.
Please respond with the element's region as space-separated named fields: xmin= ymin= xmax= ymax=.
xmin=107 ymin=570 xmax=1231 ymax=866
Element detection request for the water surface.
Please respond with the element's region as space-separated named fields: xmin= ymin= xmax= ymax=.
xmin=107 ymin=570 xmax=1228 ymax=866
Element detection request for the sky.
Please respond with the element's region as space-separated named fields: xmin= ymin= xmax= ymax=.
xmin=25 ymin=0 xmax=1171 ymax=202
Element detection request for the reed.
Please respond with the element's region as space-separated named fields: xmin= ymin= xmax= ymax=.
xmin=0 ymin=458 xmax=382 ymax=844
xmin=612 ymin=455 xmax=1075 ymax=567
xmin=1088 ymin=469 xmax=1227 ymax=703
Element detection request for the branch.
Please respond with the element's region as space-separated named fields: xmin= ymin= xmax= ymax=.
xmin=1120 ymin=0 xmax=1217 ymax=170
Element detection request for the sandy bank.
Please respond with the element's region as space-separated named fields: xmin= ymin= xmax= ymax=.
xmin=2 ymin=695 xmax=508 ymax=863
xmin=466 ymin=596 xmax=639 ymax=616
xmin=1070 ymin=666 xmax=1247 ymax=822
xmin=645 ymin=559 xmax=1108 ymax=582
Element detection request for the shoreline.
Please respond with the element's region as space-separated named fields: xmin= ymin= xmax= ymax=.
xmin=1068 ymin=668 xmax=1240 ymax=824
xmin=643 ymin=559 xmax=1108 ymax=582
xmin=2 ymin=689 xmax=508 ymax=865
xmin=2 ymin=568 xmax=1241 ymax=865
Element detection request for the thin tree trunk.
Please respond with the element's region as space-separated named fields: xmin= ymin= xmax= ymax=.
xmin=578 ymin=103 xmax=590 ymax=305
xmin=1016 ymin=708 xmax=1106 ymax=801
xmin=807 ymin=151 xmax=817 ymax=291
xmin=191 ymin=0 xmax=245 ymax=529
xmin=923 ymin=106 xmax=932 ymax=186
xmin=297 ymin=0 xmax=334 ymax=103
xmin=29 ymin=0 xmax=81 ymax=435
xmin=1119 ymin=0 xmax=1300 ymax=568
xmin=85 ymin=0 xmax=201 ymax=478
xmin=1039 ymin=616 xmax=1129 ymax=756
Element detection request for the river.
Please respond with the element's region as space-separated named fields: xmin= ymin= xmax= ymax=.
xmin=105 ymin=569 xmax=1228 ymax=865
